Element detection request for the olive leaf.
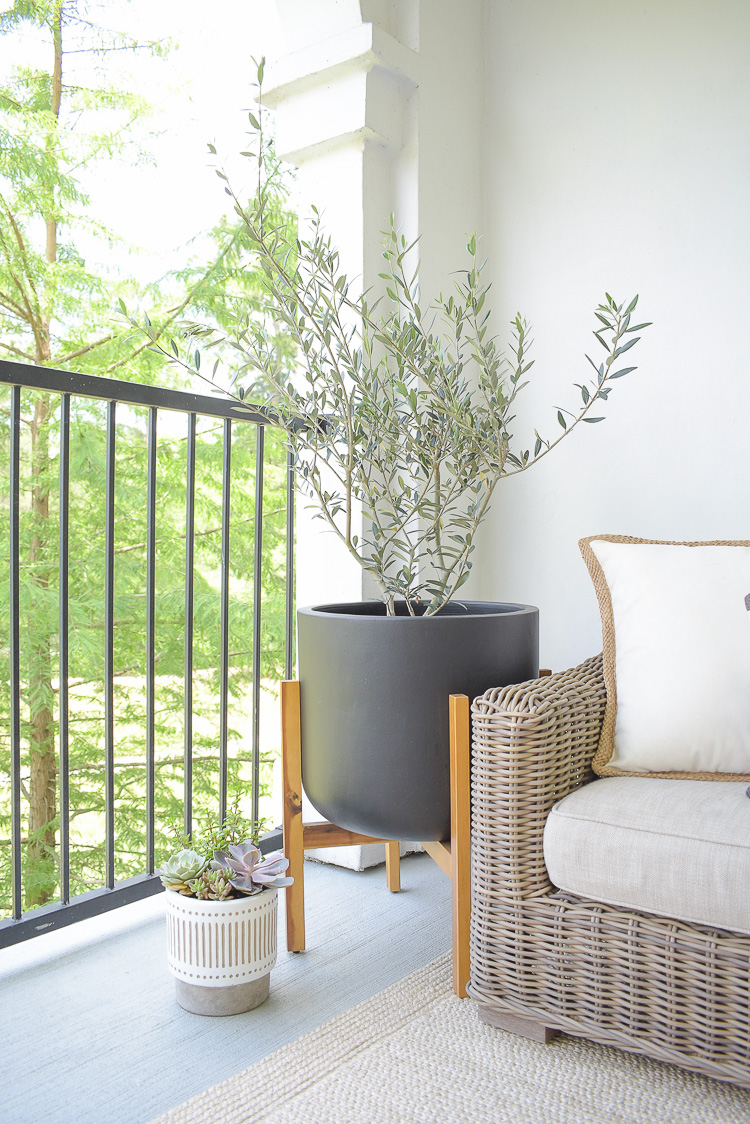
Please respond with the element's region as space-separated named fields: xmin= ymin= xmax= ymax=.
xmin=132 ymin=80 xmax=650 ymax=617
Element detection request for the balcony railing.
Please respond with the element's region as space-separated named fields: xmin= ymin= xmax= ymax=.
xmin=0 ymin=359 xmax=294 ymax=946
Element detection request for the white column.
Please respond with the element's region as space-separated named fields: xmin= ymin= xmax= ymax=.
xmin=266 ymin=0 xmax=484 ymax=866
xmin=265 ymin=2 xmax=419 ymax=611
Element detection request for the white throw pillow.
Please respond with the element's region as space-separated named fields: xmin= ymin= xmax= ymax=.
xmin=579 ymin=536 xmax=750 ymax=777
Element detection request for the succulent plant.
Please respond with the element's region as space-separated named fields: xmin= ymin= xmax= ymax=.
xmin=158 ymin=813 xmax=294 ymax=899
xmin=156 ymin=848 xmax=207 ymax=894
xmin=211 ymin=842 xmax=293 ymax=895
xmin=188 ymin=868 xmax=234 ymax=901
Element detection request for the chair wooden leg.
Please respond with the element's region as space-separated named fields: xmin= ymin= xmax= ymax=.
xmin=450 ymin=693 xmax=471 ymax=998
xmin=281 ymin=680 xmax=305 ymax=951
xmin=385 ymin=841 xmax=401 ymax=891
xmin=478 ymin=1003 xmax=557 ymax=1043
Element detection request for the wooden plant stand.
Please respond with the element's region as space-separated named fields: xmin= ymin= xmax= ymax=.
xmin=280 ymin=680 xmax=471 ymax=997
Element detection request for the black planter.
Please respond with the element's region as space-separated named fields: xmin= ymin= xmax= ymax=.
xmin=297 ymin=600 xmax=538 ymax=842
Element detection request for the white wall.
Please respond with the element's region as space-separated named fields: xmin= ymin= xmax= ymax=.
xmin=266 ymin=0 xmax=485 ymax=609
xmin=266 ymin=1 xmax=422 ymax=609
xmin=473 ymin=0 xmax=750 ymax=669
xmin=265 ymin=0 xmax=750 ymax=673
xmin=412 ymin=1 xmax=484 ymax=310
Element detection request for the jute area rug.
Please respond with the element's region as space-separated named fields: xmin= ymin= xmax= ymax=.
xmin=150 ymin=954 xmax=750 ymax=1124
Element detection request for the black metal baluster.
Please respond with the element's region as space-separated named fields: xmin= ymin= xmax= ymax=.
xmin=59 ymin=393 xmax=71 ymax=903
xmin=184 ymin=413 xmax=196 ymax=839
xmin=251 ymin=426 xmax=265 ymax=826
xmin=9 ymin=386 xmax=22 ymax=919
xmin=146 ymin=407 xmax=157 ymax=871
xmin=285 ymin=446 xmax=295 ymax=682
xmin=104 ymin=400 xmax=116 ymax=889
xmin=0 ymin=358 xmax=299 ymax=947
xmin=219 ymin=419 xmax=231 ymax=822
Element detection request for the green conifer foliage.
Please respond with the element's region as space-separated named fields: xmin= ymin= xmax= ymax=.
xmin=0 ymin=2 xmax=292 ymax=914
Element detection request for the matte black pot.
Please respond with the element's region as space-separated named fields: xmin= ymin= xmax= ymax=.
xmin=297 ymin=600 xmax=538 ymax=842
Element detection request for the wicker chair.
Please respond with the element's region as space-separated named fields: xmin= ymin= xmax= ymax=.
xmin=467 ymin=653 xmax=750 ymax=1087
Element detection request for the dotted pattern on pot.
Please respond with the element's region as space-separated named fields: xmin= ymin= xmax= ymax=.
xmin=165 ymin=888 xmax=277 ymax=986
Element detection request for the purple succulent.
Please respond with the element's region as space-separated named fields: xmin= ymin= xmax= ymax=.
xmin=211 ymin=841 xmax=294 ymax=895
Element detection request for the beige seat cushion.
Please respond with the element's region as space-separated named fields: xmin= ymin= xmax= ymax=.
xmin=543 ymin=777 xmax=750 ymax=935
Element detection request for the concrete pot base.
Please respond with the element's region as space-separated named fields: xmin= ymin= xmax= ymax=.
xmin=165 ymin=888 xmax=278 ymax=1016
xmin=174 ymin=973 xmax=270 ymax=1016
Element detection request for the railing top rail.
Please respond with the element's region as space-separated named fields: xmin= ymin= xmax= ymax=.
xmin=0 ymin=358 xmax=277 ymax=427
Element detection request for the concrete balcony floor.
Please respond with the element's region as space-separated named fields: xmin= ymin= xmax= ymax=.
xmin=0 ymin=852 xmax=450 ymax=1124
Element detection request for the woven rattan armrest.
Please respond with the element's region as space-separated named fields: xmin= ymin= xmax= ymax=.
xmin=471 ymin=653 xmax=606 ymax=899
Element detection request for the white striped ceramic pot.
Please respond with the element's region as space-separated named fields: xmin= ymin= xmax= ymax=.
xmin=164 ymin=887 xmax=278 ymax=1016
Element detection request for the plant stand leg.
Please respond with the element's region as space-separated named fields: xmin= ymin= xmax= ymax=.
xmin=450 ymin=693 xmax=471 ymax=998
xmin=281 ymin=680 xmax=403 ymax=954
xmin=419 ymin=693 xmax=471 ymax=998
xmin=281 ymin=682 xmax=471 ymax=992
xmin=281 ymin=680 xmax=305 ymax=952
xmin=385 ymin=841 xmax=401 ymax=891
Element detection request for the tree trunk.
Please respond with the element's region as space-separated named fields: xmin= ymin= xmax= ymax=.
xmin=25 ymin=1 xmax=64 ymax=907
xmin=26 ymin=391 xmax=57 ymax=908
